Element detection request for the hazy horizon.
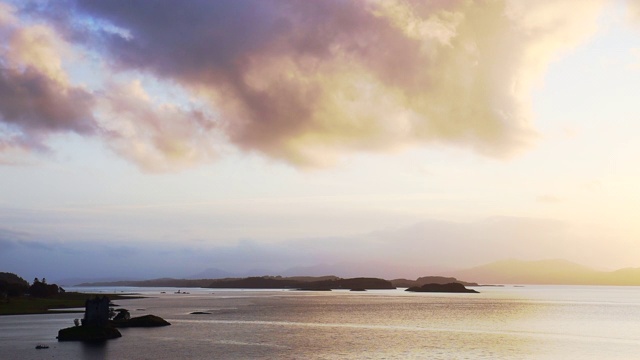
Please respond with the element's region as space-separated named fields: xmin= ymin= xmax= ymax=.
xmin=2 ymin=1 xmax=640 ymax=283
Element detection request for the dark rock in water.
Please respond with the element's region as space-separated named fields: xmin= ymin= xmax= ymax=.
xmin=111 ymin=314 xmax=171 ymax=328
xmin=113 ymin=309 xmax=130 ymax=321
xmin=405 ymin=283 xmax=479 ymax=293
xmin=57 ymin=325 xmax=121 ymax=341
xmin=190 ymin=311 xmax=212 ymax=315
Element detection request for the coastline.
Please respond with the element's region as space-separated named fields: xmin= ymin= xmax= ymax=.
xmin=0 ymin=292 xmax=146 ymax=316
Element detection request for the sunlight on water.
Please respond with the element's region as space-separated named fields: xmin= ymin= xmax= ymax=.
xmin=2 ymin=286 xmax=640 ymax=359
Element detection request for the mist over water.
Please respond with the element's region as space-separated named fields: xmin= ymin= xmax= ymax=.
xmin=2 ymin=286 xmax=640 ymax=359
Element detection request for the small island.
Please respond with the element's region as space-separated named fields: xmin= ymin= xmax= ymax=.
xmin=112 ymin=314 xmax=171 ymax=328
xmin=57 ymin=296 xmax=170 ymax=341
xmin=405 ymin=282 xmax=479 ymax=293
xmin=58 ymin=296 xmax=121 ymax=341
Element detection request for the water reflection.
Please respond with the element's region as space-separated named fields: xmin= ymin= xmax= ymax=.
xmin=3 ymin=287 xmax=640 ymax=359
xmin=80 ymin=340 xmax=109 ymax=360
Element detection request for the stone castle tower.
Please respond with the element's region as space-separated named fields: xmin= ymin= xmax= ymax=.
xmin=83 ymin=296 xmax=110 ymax=327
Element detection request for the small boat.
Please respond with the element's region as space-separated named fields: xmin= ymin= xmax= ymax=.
xmin=35 ymin=345 xmax=49 ymax=349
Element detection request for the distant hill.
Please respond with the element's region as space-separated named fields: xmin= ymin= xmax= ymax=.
xmin=449 ymin=259 xmax=640 ymax=285
xmin=57 ymin=277 xmax=142 ymax=286
xmin=0 ymin=272 xmax=29 ymax=287
xmin=296 ymin=277 xmax=394 ymax=290
xmin=391 ymin=276 xmax=478 ymax=288
xmin=208 ymin=277 xmax=302 ymax=289
xmin=78 ymin=275 xmax=340 ymax=288
xmin=72 ymin=259 xmax=640 ymax=287
xmin=77 ymin=278 xmax=215 ymax=287
xmin=77 ymin=275 xmax=395 ymax=290
xmin=207 ymin=276 xmax=391 ymax=290
xmin=187 ymin=268 xmax=235 ymax=279
xmin=603 ymin=267 xmax=640 ymax=285
xmin=0 ymin=272 xmax=30 ymax=297
xmin=283 ymin=276 xmax=339 ymax=282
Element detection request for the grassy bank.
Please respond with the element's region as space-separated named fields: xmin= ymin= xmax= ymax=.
xmin=0 ymin=292 xmax=145 ymax=316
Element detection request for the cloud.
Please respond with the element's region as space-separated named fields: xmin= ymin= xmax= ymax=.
xmin=2 ymin=0 xmax=607 ymax=169
xmin=96 ymin=80 xmax=218 ymax=172
xmin=0 ymin=3 xmax=96 ymax=160
xmin=0 ymin=1 xmax=220 ymax=170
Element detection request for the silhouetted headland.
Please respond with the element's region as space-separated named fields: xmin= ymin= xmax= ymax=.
xmin=405 ymin=283 xmax=479 ymax=293
xmin=207 ymin=276 xmax=395 ymax=290
xmin=75 ymin=274 xmax=487 ymax=290
xmin=391 ymin=276 xmax=478 ymax=288
xmin=298 ymin=277 xmax=394 ymax=290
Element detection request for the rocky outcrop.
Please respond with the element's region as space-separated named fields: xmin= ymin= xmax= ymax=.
xmin=405 ymin=282 xmax=479 ymax=293
xmin=57 ymin=325 xmax=121 ymax=341
xmin=111 ymin=314 xmax=171 ymax=328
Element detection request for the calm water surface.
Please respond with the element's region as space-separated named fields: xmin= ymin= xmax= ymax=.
xmin=2 ymin=285 xmax=640 ymax=359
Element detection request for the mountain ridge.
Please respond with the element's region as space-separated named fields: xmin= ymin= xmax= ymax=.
xmin=448 ymin=259 xmax=640 ymax=285
xmin=61 ymin=258 xmax=640 ymax=287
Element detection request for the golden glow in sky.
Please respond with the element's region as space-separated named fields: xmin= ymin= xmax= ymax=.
xmin=0 ymin=0 xmax=639 ymax=280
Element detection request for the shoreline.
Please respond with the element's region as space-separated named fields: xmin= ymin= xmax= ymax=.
xmin=0 ymin=292 xmax=146 ymax=316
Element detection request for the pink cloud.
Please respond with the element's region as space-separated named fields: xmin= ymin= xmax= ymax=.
xmin=0 ymin=0 xmax=608 ymax=170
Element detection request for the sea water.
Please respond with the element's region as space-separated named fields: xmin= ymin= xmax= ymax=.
xmin=1 ymin=285 xmax=640 ymax=359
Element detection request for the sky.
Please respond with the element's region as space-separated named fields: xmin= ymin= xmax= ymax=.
xmin=1 ymin=0 xmax=640 ymax=282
